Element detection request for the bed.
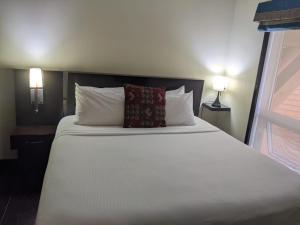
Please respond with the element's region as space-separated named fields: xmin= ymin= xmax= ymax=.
xmin=36 ymin=73 xmax=300 ymax=225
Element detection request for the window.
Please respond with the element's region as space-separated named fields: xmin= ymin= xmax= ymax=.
xmin=250 ymin=31 xmax=300 ymax=174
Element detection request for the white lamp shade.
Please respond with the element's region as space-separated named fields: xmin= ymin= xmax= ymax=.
xmin=29 ymin=68 xmax=43 ymax=88
xmin=212 ymin=76 xmax=228 ymax=92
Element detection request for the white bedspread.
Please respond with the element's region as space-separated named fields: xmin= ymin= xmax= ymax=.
xmin=36 ymin=116 xmax=300 ymax=225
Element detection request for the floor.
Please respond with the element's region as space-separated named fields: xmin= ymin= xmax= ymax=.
xmin=0 ymin=160 xmax=40 ymax=225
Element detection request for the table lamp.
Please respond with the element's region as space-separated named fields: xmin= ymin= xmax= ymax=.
xmin=212 ymin=75 xmax=228 ymax=107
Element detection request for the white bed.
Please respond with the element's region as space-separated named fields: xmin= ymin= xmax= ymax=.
xmin=36 ymin=116 xmax=300 ymax=225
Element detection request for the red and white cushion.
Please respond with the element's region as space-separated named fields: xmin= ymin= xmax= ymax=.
xmin=124 ymin=84 xmax=166 ymax=128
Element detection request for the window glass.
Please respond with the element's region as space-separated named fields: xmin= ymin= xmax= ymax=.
xmin=270 ymin=124 xmax=300 ymax=172
xmin=251 ymin=31 xmax=300 ymax=174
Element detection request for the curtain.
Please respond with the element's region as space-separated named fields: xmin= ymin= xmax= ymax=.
xmin=254 ymin=0 xmax=300 ymax=31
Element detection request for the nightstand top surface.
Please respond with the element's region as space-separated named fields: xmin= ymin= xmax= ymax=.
xmin=202 ymin=102 xmax=231 ymax=111
xmin=12 ymin=126 xmax=57 ymax=136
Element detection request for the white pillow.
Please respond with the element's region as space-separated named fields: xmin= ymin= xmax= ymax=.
xmin=166 ymin=91 xmax=195 ymax=126
xmin=75 ymin=84 xmax=190 ymax=126
xmin=166 ymin=86 xmax=185 ymax=96
xmin=75 ymin=84 xmax=124 ymax=125
xmin=75 ymin=83 xmax=124 ymax=94
xmin=76 ymin=84 xmax=184 ymax=95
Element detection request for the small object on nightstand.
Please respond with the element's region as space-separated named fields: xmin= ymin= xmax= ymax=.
xmin=200 ymin=102 xmax=231 ymax=118
xmin=10 ymin=126 xmax=56 ymax=192
xmin=202 ymin=102 xmax=231 ymax=111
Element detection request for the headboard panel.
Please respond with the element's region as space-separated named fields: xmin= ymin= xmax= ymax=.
xmin=67 ymin=73 xmax=204 ymax=116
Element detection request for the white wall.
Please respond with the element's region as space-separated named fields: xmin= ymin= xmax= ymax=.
xmin=221 ymin=0 xmax=264 ymax=141
xmin=0 ymin=0 xmax=235 ymax=79
xmin=0 ymin=69 xmax=17 ymax=159
xmin=0 ymin=0 xmax=264 ymax=142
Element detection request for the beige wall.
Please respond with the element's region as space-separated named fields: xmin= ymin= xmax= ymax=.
xmin=0 ymin=69 xmax=17 ymax=159
xmin=221 ymin=0 xmax=264 ymax=141
xmin=0 ymin=0 xmax=264 ymax=142
xmin=0 ymin=0 xmax=235 ymax=78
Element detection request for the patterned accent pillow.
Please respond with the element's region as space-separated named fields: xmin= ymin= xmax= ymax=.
xmin=124 ymin=84 xmax=166 ymax=128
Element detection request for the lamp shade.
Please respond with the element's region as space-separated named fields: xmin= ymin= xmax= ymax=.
xmin=212 ymin=76 xmax=228 ymax=92
xmin=29 ymin=68 xmax=43 ymax=88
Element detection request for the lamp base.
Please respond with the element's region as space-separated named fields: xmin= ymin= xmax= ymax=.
xmin=30 ymin=88 xmax=43 ymax=113
xmin=212 ymin=91 xmax=221 ymax=108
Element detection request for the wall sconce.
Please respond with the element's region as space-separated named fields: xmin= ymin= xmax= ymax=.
xmin=212 ymin=75 xmax=229 ymax=107
xmin=29 ymin=68 xmax=43 ymax=113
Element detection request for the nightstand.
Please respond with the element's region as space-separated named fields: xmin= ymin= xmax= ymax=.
xmin=200 ymin=103 xmax=231 ymax=134
xmin=10 ymin=126 xmax=56 ymax=191
xmin=200 ymin=102 xmax=231 ymax=117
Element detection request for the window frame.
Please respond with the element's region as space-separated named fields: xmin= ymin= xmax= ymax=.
xmin=249 ymin=31 xmax=300 ymax=173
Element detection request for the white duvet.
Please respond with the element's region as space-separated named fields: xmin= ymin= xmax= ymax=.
xmin=36 ymin=116 xmax=300 ymax=225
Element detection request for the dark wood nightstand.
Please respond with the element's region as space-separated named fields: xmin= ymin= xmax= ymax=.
xmin=202 ymin=102 xmax=231 ymax=112
xmin=10 ymin=126 xmax=56 ymax=191
xmin=200 ymin=103 xmax=231 ymax=134
xmin=200 ymin=102 xmax=231 ymax=118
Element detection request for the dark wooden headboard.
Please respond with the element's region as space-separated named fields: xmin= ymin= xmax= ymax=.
xmin=67 ymin=73 xmax=204 ymax=116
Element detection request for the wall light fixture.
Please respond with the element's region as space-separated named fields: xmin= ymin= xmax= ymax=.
xmin=29 ymin=68 xmax=43 ymax=113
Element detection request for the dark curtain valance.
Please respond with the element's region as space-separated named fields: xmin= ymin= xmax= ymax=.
xmin=254 ymin=0 xmax=300 ymax=31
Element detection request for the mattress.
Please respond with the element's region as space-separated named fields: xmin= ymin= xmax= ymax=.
xmin=36 ymin=116 xmax=300 ymax=225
